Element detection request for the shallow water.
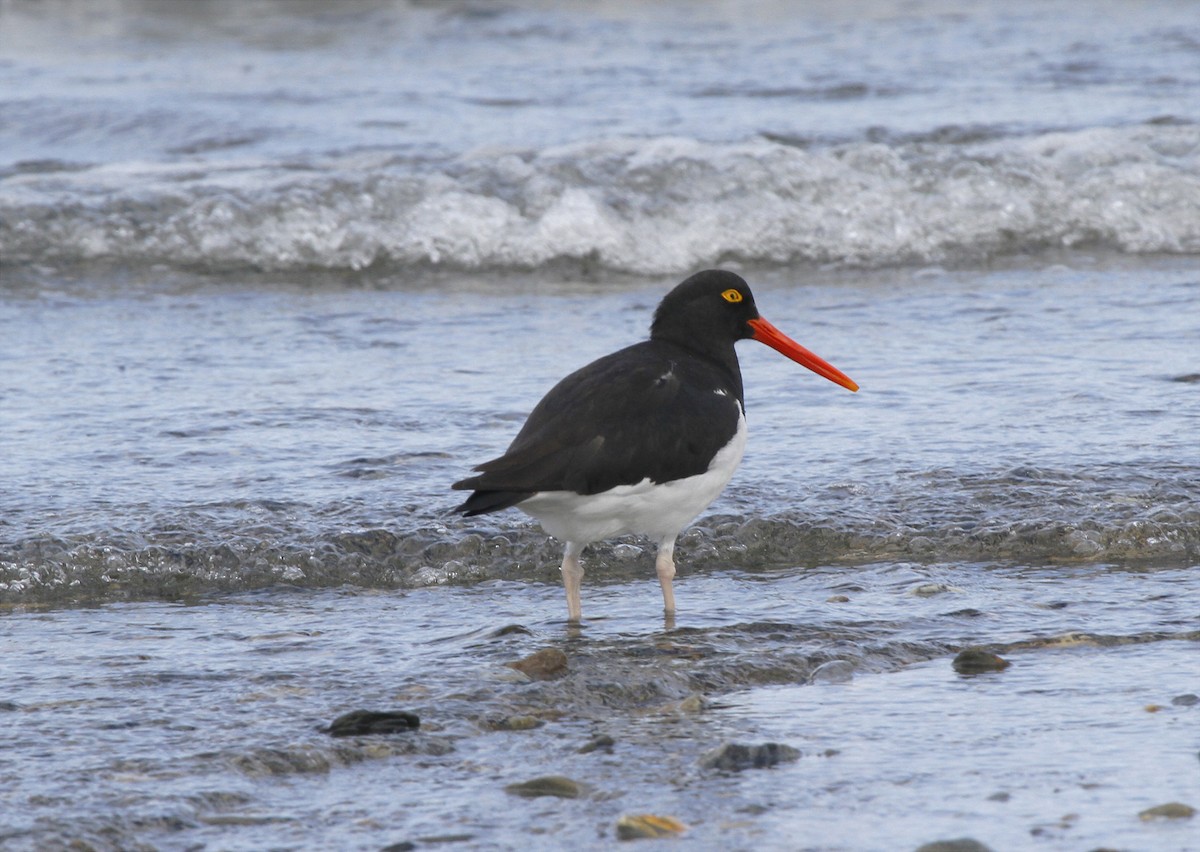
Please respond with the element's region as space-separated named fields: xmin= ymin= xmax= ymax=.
xmin=4 ymin=562 xmax=1197 ymax=851
xmin=2 ymin=1 xmax=1199 ymax=850
xmin=2 ymin=256 xmax=1197 ymax=602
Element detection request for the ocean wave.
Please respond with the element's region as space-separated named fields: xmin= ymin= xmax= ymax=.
xmin=3 ymin=498 xmax=1196 ymax=605
xmin=2 ymin=123 xmax=1198 ymax=276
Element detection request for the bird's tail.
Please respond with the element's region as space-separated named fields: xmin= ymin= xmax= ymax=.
xmin=453 ymin=489 xmax=532 ymax=517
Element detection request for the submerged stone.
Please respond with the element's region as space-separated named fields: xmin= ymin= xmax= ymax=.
xmin=325 ymin=709 xmax=419 ymax=737
xmin=578 ymin=734 xmax=615 ymax=754
xmin=505 ymin=648 xmax=568 ymax=680
xmin=1138 ymin=802 xmax=1195 ymax=820
xmin=915 ymin=840 xmax=994 ymax=852
xmin=699 ymin=742 xmax=800 ymax=772
xmin=616 ymin=814 xmax=686 ymax=840
xmin=952 ymin=647 xmax=1011 ymax=675
xmin=486 ymin=714 xmax=544 ymax=731
xmin=666 ymin=693 xmax=708 ymax=714
xmin=490 ymin=624 xmax=533 ymax=638
xmin=913 ymin=582 xmax=957 ymax=597
xmin=504 ymin=775 xmax=584 ymax=799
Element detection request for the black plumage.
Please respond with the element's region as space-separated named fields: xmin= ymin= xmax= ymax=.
xmin=450 ymin=268 xmax=857 ymax=622
xmin=454 ymin=270 xmax=752 ymax=513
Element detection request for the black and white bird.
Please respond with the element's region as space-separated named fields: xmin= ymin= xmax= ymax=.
xmin=453 ymin=269 xmax=858 ymax=622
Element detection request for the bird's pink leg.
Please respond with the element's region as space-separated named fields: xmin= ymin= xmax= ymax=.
xmin=561 ymin=541 xmax=585 ymax=622
xmin=655 ymin=537 xmax=677 ymax=615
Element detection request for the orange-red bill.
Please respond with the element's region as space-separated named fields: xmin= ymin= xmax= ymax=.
xmin=747 ymin=316 xmax=859 ymax=392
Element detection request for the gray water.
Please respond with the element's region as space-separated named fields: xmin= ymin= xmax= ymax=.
xmin=4 ymin=564 xmax=1198 ymax=850
xmin=2 ymin=1 xmax=1199 ymax=850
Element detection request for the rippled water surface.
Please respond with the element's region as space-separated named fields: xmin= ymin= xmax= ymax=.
xmin=2 ymin=257 xmax=1197 ymax=599
xmin=2 ymin=254 xmax=1198 ymax=851
xmin=2 ymin=1 xmax=1199 ymax=849
xmin=4 ymin=563 xmax=1198 ymax=851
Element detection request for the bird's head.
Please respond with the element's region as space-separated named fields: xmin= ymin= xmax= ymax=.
xmin=651 ymin=269 xmax=858 ymax=392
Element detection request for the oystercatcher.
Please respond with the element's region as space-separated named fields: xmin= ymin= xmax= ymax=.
xmin=453 ymin=269 xmax=857 ymax=621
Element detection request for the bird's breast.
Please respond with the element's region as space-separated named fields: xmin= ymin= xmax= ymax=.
xmin=518 ymin=408 xmax=747 ymax=545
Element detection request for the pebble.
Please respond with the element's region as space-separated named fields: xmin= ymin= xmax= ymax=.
xmin=486 ymin=714 xmax=543 ymax=731
xmin=487 ymin=666 xmax=534 ymax=684
xmin=699 ymin=742 xmax=800 ymax=772
xmin=505 ymin=648 xmax=568 ymax=680
xmin=914 ymin=839 xmax=994 ymax=852
xmin=952 ymin=647 xmax=1011 ymax=675
xmin=323 ymin=710 xmax=419 ymax=737
xmin=611 ymin=543 xmax=644 ymax=560
xmin=578 ymin=734 xmax=615 ymax=754
xmin=504 ymin=775 xmax=585 ymax=799
xmin=913 ymin=582 xmax=958 ymax=597
xmin=615 ymin=814 xmax=686 ymax=840
xmin=489 ymin=624 xmax=533 ymax=638
xmin=1171 ymin=693 xmax=1199 ymax=706
xmin=1138 ymin=802 xmax=1195 ymax=821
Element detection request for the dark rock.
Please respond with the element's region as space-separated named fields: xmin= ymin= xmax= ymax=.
xmin=915 ymin=840 xmax=994 ymax=852
xmin=490 ymin=624 xmax=533 ymax=638
xmin=699 ymin=742 xmax=800 ymax=772
xmin=380 ymin=844 xmax=416 ymax=852
xmin=1171 ymin=693 xmax=1199 ymax=706
xmin=505 ymin=648 xmax=568 ymax=680
xmin=953 ymin=647 xmax=1010 ymax=674
xmin=325 ymin=710 xmax=419 ymax=737
xmin=578 ymin=734 xmax=615 ymax=754
xmin=504 ymin=776 xmax=584 ymax=799
xmin=1138 ymin=802 xmax=1195 ymax=820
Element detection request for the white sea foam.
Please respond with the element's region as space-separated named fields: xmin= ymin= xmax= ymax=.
xmin=3 ymin=125 xmax=1198 ymax=274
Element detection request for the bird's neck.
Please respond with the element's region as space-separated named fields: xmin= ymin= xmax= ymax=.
xmin=653 ymin=336 xmax=745 ymax=403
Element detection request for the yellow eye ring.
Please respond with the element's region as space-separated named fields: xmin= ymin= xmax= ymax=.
xmin=721 ymin=288 xmax=743 ymax=303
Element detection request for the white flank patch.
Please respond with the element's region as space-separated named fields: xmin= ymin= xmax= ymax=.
xmin=519 ymin=409 xmax=747 ymax=544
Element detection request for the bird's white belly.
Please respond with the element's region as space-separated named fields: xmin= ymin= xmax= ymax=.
xmin=519 ymin=410 xmax=747 ymax=544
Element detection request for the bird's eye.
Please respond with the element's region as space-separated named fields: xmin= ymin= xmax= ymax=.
xmin=721 ymin=289 xmax=743 ymax=303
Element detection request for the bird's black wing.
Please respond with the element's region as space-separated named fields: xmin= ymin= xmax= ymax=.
xmin=453 ymin=341 xmax=742 ymax=515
